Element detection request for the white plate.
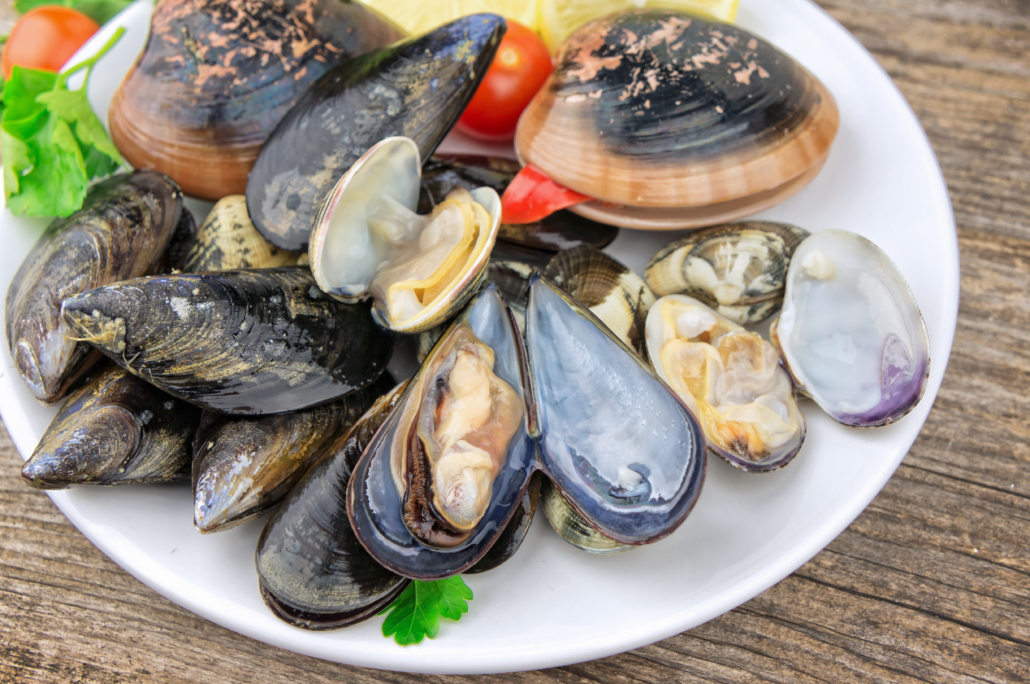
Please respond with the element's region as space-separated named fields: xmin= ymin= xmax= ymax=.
xmin=0 ymin=0 xmax=958 ymax=674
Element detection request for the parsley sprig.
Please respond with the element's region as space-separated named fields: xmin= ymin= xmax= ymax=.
xmin=1 ymin=27 xmax=125 ymax=217
xmin=380 ymin=576 xmax=474 ymax=645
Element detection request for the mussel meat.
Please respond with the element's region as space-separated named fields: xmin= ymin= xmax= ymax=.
xmin=109 ymin=0 xmax=404 ymax=200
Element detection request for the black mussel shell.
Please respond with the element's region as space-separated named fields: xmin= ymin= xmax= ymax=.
xmin=247 ymin=14 xmax=507 ymax=250
xmin=109 ymin=0 xmax=404 ymax=200
xmin=466 ymin=471 xmax=542 ymax=574
xmin=59 ymin=267 xmax=393 ymax=415
xmin=158 ymin=207 xmax=198 ymax=274
xmin=347 ymin=285 xmax=537 ymax=579
xmin=256 ymin=382 xmax=409 ymax=630
xmin=6 ymin=171 xmax=183 ymax=404
xmin=22 ymin=366 xmax=201 ymax=489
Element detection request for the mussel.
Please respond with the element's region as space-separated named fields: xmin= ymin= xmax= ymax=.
xmin=771 ymin=230 xmax=930 ymax=427
xmin=508 ymin=9 xmax=839 ymax=229
xmin=646 ymin=295 xmax=805 ymax=472
xmin=308 ymin=137 xmax=501 ymax=333
xmin=109 ymin=0 xmax=404 ymax=200
xmin=348 ymin=277 xmax=706 ymax=579
xmin=247 ymin=14 xmax=506 ymax=250
xmin=645 ymin=222 xmax=811 ymax=324
xmin=184 ymin=196 xmax=301 ymax=272
xmin=22 ymin=366 xmax=201 ymax=489
xmin=60 ymin=268 xmax=393 ymax=414
xmin=6 ymin=171 xmax=183 ymax=404
xmin=256 ymin=383 xmax=410 ymax=630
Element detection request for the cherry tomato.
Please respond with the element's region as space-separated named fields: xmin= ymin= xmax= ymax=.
xmin=456 ymin=20 xmax=553 ymax=142
xmin=2 ymin=6 xmax=100 ymax=80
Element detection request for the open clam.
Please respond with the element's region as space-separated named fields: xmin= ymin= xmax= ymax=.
xmin=508 ymin=9 xmax=839 ymax=229
xmin=646 ymin=295 xmax=805 ymax=472
xmin=771 ymin=230 xmax=930 ymax=427
xmin=308 ymin=137 xmax=501 ymax=333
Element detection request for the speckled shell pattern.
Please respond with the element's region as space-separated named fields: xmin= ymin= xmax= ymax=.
xmin=246 ymin=14 xmax=506 ymax=250
xmin=540 ymin=478 xmax=632 ymax=554
xmin=514 ymin=9 xmax=839 ymax=228
xmin=59 ymin=268 xmax=394 ymax=415
xmin=109 ymin=0 xmax=404 ymax=200
xmin=5 ymin=171 xmax=183 ymax=405
xmin=21 ymin=366 xmax=201 ymax=490
xmin=645 ymin=221 xmax=811 ymax=324
xmin=184 ymin=195 xmax=302 ymax=272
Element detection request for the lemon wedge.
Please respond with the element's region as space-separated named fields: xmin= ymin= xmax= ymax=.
xmin=358 ymin=0 xmax=540 ymax=36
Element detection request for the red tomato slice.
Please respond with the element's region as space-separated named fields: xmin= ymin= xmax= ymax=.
xmin=500 ymin=165 xmax=593 ymax=224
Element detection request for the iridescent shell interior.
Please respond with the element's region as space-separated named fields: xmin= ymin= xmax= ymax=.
xmin=514 ymin=9 xmax=839 ymax=229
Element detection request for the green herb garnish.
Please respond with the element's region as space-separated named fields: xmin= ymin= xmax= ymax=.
xmin=380 ymin=576 xmax=474 ymax=645
xmin=1 ymin=27 xmax=124 ymax=217
xmin=15 ymin=0 xmax=134 ymax=26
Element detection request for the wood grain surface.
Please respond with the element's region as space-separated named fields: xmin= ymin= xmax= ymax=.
xmin=2 ymin=0 xmax=1029 ymax=681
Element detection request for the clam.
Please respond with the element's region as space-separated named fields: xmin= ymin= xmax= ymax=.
xmin=645 ymin=222 xmax=811 ymax=324
xmin=6 ymin=171 xmax=183 ymax=404
xmin=256 ymin=383 xmax=410 ymax=630
xmin=60 ymin=268 xmax=394 ymax=415
xmin=646 ymin=295 xmax=805 ymax=472
xmin=540 ymin=478 xmax=631 ymax=554
xmin=348 ymin=278 xmax=706 ymax=578
xmin=247 ymin=14 xmax=506 ymax=250
xmin=108 ymin=0 xmax=404 ymax=200
xmin=22 ymin=366 xmax=201 ymax=489
xmin=509 ymin=9 xmax=839 ymax=229
xmin=308 ymin=137 xmax=501 ymax=333
xmin=771 ymin=230 xmax=930 ymax=427
xmin=192 ymin=374 xmax=390 ymax=533
xmin=184 ymin=196 xmax=301 ymax=272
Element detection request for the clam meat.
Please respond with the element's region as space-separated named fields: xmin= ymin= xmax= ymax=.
xmin=6 ymin=171 xmax=183 ymax=404
xmin=60 ymin=268 xmax=393 ymax=415
xmin=771 ymin=229 xmax=930 ymax=427
xmin=309 ymin=137 xmax=501 ymax=333
xmin=509 ymin=9 xmax=839 ymax=229
xmin=646 ymin=295 xmax=805 ymax=472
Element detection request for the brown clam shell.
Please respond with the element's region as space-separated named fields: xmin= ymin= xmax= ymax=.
xmin=109 ymin=0 xmax=403 ymax=200
xmin=514 ymin=9 xmax=839 ymax=229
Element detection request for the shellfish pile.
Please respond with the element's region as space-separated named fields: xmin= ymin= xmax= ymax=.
xmin=6 ymin=2 xmax=932 ymax=637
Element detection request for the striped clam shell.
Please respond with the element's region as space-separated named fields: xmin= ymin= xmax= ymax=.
xmin=185 ymin=196 xmax=302 ymax=272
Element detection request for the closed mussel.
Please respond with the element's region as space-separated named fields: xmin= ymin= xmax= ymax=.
xmin=109 ymin=0 xmax=404 ymax=200
xmin=247 ymin=14 xmax=506 ymax=250
xmin=59 ymin=268 xmax=393 ymax=414
xmin=771 ymin=230 xmax=930 ymax=427
xmin=309 ymin=137 xmax=500 ymax=333
xmin=22 ymin=366 xmax=201 ymax=489
xmin=511 ymin=9 xmax=839 ymax=229
xmin=645 ymin=222 xmax=811 ymax=324
xmin=6 ymin=171 xmax=183 ymax=404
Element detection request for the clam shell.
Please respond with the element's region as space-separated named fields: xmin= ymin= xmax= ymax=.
xmin=109 ymin=0 xmax=404 ymax=200
xmin=646 ymin=294 xmax=805 ymax=472
xmin=514 ymin=10 xmax=839 ymax=229
xmin=247 ymin=14 xmax=506 ymax=250
xmin=184 ymin=196 xmax=301 ymax=272
xmin=21 ymin=366 xmax=201 ymax=490
xmin=59 ymin=268 xmax=393 ymax=415
xmin=540 ymin=478 xmax=631 ymax=554
xmin=771 ymin=230 xmax=930 ymax=427
xmin=6 ymin=171 xmax=183 ymax=404
xmin=256 ymin=383 xmax=410 ymax=630
xmin=645 ymin=222 xmax=811 ymax=324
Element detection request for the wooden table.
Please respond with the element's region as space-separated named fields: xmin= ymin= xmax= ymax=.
xmin=2 ymin=0 xmax=1028 ymax=681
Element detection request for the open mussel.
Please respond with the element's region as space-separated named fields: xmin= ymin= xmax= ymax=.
xmin=308 ymin=137 xmax=501 ymax=333
xmin=771 ymin=230 xmax=930 ymax=427
xmin=6 ymin=171 xmax=183 ymax=404
xmin=109 ymin=0 xmax=404 ymax=200
xmin=184 ymin=196 xmax=301 ymax=272
xmin=256 ymin=383 xmax=410 ymax=630
xmin=646 ymin=295 xmax=805 ymax=472
xmin=247 ymin=14 xmax=506 ymax=250
xmin=508 ymin=9 xmax=839 ymax=229
xmin=645 ymin=222 xmax=811 ymax=324
xmin=60 ymin=268 xmax=393 ymax=415
xmin=22 ymin=366 xmax=201 ymax=489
